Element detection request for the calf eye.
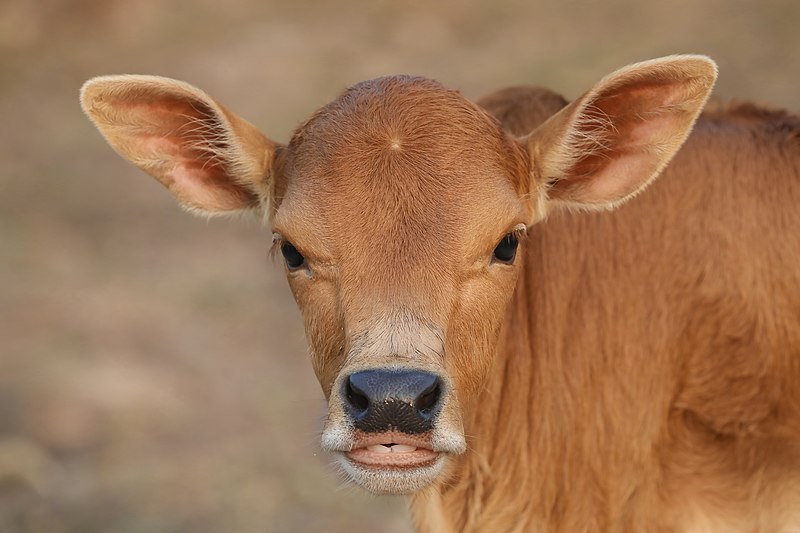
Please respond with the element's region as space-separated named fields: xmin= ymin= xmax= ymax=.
xmin=493 ymin=233 xmax=519 ymax=264
xmin=281 ymin=242 xmax=305 ymax=270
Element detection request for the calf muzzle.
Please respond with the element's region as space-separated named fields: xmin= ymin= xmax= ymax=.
xmin=343 ymin=369 xmax=443 ymax=434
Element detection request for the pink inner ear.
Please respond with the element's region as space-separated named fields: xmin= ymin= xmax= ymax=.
xmin=551 ymin=78 xmax=696 ymax=205
xmin=172 ymin=159 xmax=259 ymax=211
xmin=578 ymin=151 xmax=661 ymax=203
xmin=113 ymin=97 xmax=260 ymax=212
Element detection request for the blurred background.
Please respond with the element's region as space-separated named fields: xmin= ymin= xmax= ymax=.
xmin=0 ymin=0 xmax=797 ymax=531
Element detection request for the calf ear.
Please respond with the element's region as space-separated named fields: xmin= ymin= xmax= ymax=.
xmin=525 ymin=55 xmax=717 ymax=212
xmin=80 ymin=75 xmax=279 ymax=215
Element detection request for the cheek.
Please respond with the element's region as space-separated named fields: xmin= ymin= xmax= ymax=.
xmin=445 ymin=270 xmax=519 ymax=404
xmin=287 ymin=277 xmax=345 ymax=398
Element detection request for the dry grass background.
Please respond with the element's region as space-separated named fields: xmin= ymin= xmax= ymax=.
xmin=0 ymin=0 xmax=797 ymax=531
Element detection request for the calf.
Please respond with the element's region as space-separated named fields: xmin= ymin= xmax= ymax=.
xmin=81 ymin=56 xmax=800 ymax=531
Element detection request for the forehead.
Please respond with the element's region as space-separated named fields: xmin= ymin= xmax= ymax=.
xmin=274 ymin=76 xmax=527 ymax=258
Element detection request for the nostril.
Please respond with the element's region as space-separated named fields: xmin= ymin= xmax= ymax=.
xmin=346 ymin=377 xmax=370 ymax=413
xmin=414 ymin=378 xmax=442 ymax=415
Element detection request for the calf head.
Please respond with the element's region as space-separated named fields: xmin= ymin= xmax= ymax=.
xmin=81 ymin=56 xmax=716 ymax=494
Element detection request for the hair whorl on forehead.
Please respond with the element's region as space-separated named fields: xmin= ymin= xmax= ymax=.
xmin=277 ymin=75 xmax=530 ymax=213
xmin=287 ymin=76 xmax=508 ymax=157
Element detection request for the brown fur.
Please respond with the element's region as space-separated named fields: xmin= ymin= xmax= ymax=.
xmin=80 ymin=56 xmax=800 ymax=531
xmin=414 ymin=89 xmax=800 ymax=532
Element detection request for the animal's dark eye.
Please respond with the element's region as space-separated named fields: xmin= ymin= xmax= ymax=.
xmin=281 ymin=241 xmax=305 ymax=270
xmin=493 ymin=233 xmax=519 ymax=264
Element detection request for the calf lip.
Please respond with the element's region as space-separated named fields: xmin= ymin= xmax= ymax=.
xmin=346 ymin=446 xmax=439 ymax=468
xmin=350 ymin=430 xmax=433 ymax=450
xmin=345 ymin=430 xmax=439 ymax=469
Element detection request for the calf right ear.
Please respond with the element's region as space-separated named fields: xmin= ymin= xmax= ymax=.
xmin=80 ymin=75 xmax=280 ymax=216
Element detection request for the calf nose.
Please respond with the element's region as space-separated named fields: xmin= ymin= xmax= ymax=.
xmin=344 ymin=370 xmax=443 ymax=434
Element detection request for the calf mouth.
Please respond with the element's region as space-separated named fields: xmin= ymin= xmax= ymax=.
xmin=346 ymin=431 xmax=439 ymax=469
xmin=326 ymin=429 xmax=462 ymax=494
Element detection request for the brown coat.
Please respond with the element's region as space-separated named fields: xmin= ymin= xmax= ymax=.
xmin=420 ymin=93 xmax=800 ymax=532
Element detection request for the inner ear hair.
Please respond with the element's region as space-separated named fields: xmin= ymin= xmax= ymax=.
xmin=528 ymin=55 xmax=718 ymax=212
xmin=81 ymin=75 xmax=280 ymax=216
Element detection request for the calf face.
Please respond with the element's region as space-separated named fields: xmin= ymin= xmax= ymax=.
xmin=81 ymin=56 xmax=716 ymax=494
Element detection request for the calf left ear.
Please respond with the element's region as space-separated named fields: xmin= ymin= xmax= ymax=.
xmin=525 ymin=55 xmax=717 ymax=212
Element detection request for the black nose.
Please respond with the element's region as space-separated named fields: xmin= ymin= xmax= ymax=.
xmin=344 ymin=370 xmax=444 ymax=434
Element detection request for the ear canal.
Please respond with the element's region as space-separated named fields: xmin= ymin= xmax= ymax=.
xmin=80 ymin=75 xmax=281 ymax=216
xmin=525 ymin=55 xmax=718 ymax=213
